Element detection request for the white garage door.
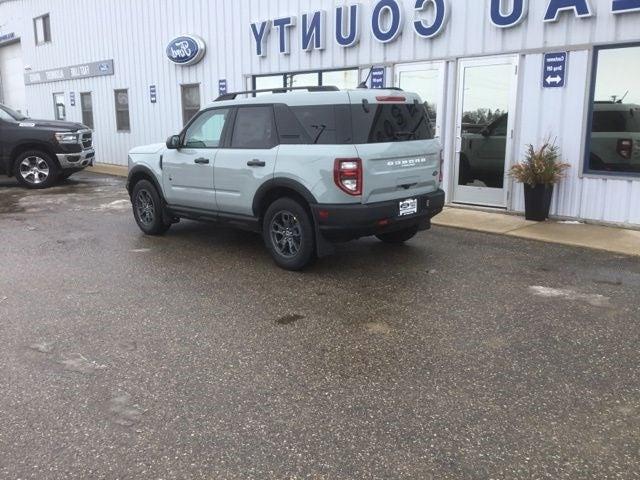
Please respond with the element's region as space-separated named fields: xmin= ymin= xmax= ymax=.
xmin=0 ymin=42 xmax=26 ymax=113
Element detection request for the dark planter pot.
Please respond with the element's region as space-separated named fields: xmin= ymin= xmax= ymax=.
xmin=524 ymin=184 xmax=554 ymax=221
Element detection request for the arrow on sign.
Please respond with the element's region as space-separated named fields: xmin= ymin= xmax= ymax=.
xmin=546 ymin=75 xmax=562 ymax=85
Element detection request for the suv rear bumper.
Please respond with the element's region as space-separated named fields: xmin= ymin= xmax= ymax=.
xmin=56 ymin=148 xmax=95 ymax=170
xmin=313 ymin=189 xmax=445 ymax=241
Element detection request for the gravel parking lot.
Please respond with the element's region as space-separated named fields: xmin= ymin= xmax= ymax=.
xmin=1 ymin=172 xmax=639 ymax=479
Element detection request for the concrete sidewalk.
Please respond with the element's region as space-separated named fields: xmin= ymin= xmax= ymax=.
xmin=433 ymin=207 xmax=640 ymax=257
xmin=85 ymin=165 xmax=639 ymax=257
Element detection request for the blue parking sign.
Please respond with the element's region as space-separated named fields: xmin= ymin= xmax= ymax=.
xmin=371 ymin=68 xmax=385 ymax=89
xmin=543 ymin=52 xmax=567 ymax=88
xmin=219 ymin=79 xmax=228 ymax=96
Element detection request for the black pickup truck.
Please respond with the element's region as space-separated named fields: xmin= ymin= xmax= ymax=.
xmin=0 ymin=103 xmax=95 ymax=189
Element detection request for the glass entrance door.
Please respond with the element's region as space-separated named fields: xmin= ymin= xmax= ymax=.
xmin=453 ymin=56 xmax=519 ymax=207
xmin=395 ymin=62 xmax=446 ymax=139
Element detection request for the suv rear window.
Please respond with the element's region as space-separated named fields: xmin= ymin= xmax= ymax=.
xmin=351 ymin=103 xmax=434 ymax=144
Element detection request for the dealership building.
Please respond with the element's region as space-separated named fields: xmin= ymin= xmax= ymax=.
xmin=0 ymin=0 xmax=639 ymax=226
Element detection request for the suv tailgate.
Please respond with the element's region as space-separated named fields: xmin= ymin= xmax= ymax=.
xmin=356 ymin=140 xmax=441 ymax=204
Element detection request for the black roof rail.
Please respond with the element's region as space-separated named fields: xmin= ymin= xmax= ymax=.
xmin=215 ymin=85 xmax=340 ymax=101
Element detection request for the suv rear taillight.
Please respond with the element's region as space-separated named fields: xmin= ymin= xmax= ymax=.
xmin=617 ymin=139 xmax=633 ymax=160
xmin=334 ymin=158 xmax=362 ymax=196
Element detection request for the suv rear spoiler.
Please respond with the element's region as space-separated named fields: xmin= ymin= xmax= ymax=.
xmin=216 ymin=85 xmax=340 ymax=101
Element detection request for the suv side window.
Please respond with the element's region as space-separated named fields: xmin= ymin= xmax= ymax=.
xmin=183 ymin=108 xmax=230 ymax=148
xmin=231 ymin=106 xmax=277 ymax=149
xmin=290 ymin=105 xmax=352 ymax=144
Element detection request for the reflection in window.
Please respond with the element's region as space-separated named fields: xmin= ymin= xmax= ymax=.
xmin=114 ymin=89 xmax=130 ymax=131
xmin=53 ymin=92 xmax=65 ymax=121
xmin=322 ymin=69 xmax=359 ymax=90
xmin=399 ymin=70 xmax=439 ymax=126
xmin=588 ymin=45 xmax=640 ymax=174
xmin=184 ymin=109 xmax=229 ymax=148
xmin=181 ymin=84 xmax=201 ymax=126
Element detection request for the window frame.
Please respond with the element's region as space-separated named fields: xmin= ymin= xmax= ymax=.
xmin=251 ymin=67 xmax=360 ymax=96
xmin=180 ymin=83 xmax=201 ymax=127
xmin=583 ymin=42 xmax=640 ymax=179
xmin=114 ymin=88 xmax=131 ymax=133
xmin=33 ymin=13 xmax=51 ymax=45
xmin=227 ymin=105 xmax=278 ymax=150
xmin=80 ymin=92 xmax=94 ymax=129
xmin=52 ymin=92 xmax=65 ymax=121
xmin=180 ymin=107 xmax=232 ymax=150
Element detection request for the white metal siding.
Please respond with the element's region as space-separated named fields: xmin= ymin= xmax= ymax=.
xmin=0 ymin=0 xmax=638 ymax=225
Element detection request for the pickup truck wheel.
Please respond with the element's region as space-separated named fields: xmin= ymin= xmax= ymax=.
xmin=14 ymin=151 xmax=59 ymax=189
xmin=376 ymin=226 xmax=419 ymax=244
xmin=263 ymin=198 xmax=315 ymax=271
xmin=132 ymin=180 xmax=171 ymax=235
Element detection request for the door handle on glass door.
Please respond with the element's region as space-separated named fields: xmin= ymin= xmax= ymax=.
xmin=194 ymin=158 xmax=209 ymax=164
xmin=247 ymin=159 xmax=266 ymax=167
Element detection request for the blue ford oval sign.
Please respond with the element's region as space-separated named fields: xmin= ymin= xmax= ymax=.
xmin=166 ymin=35 xmax=206 ymax=66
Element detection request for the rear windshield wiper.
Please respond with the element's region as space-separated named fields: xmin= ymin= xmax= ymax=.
xmin=311 ymin=124 xmax=327 ymax=144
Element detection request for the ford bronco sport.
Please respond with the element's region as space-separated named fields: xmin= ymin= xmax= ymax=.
xmin=126 ymin=86 xmax=445 ymax=270
xmin=0 ymin=103 xmax=94 ymax=188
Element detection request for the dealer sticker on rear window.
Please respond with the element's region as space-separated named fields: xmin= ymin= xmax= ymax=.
xmin=399 ymin=198 xmax=418 ymax=217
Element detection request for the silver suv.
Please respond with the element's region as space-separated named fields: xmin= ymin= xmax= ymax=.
xmin=126 ymin=86 xmax=445 ymax=270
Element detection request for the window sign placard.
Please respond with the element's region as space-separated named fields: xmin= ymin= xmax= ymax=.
xmin=371 ymin=67 xmax=385 ymax=89
xmin=219 ymin=79 xmax=228 ymax=96
xmin=150 ymin=85 xmax=157 ymax=103
xmin=543 ymin=52 xmax=567 ymax=88
xmin=69 ymin=92 xmax=76 ymax=106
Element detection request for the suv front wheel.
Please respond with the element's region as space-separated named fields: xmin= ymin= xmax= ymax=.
xmin=131 ymin=180 xmax=171 ymax=235
xmin=263 ymin=198 xmax=315 ymax=271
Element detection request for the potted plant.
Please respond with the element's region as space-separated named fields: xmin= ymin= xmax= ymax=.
xmin=510 ymin=141 xmax=570 ymax=221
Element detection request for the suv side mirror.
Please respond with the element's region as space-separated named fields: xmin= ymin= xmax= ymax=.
xmin=166 ymin=135 xmax=181 ymax=149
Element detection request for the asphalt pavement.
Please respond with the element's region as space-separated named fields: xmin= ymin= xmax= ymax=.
xmin=1 ymin=172 xmax=639 ymax=479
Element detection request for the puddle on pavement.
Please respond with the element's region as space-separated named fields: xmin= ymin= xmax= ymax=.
xmin=276 ymin=314 xmax=305 ymax=325
xmin=363 ymin=322 xmax=392 ymax=335
xmin=107 ymin=393 xmax=144 ymax=427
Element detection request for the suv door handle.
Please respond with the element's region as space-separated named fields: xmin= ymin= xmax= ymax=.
xmin=247 ymin=159 xmax=266 ymax=167
xmin=194 ymin=158 xmax=209 ymax=164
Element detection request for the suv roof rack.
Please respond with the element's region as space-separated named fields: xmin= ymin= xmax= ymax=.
xmin=215 ymin=85 xmax=340 ymax=101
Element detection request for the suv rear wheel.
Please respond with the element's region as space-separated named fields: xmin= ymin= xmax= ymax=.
xmin=15 ymin=150 xmax=60 ymax=189
xmin=263 ymin=198 xmax=315 ymax=271
xmin=132 ymin=180 xmax=171 ymax=235
xmin=376 ymin=226 xmax=419 ymax=244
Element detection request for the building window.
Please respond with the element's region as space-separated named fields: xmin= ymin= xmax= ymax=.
xmin=586 ymin=44 xmax=640 ymax=175
xmin=114 ymin=89 xmax=130 ymax=132
xmin=34 ymin=14 xmax=51 ymax=45
xmin=53 ymin=92 xmax=65 ymax=121
xmin=181 ymin=84 xmax=201 ymax=126
xmin=252 ymin=68 xmax=360 ymax=95
xmin=80 ymin=92 xmax=94 ymax=129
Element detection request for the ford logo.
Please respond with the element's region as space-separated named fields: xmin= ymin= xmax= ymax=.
xmin=166 ymin=35 xmax=206 ymax=66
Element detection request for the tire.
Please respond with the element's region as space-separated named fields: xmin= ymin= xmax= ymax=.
xmin=131 ymin=180 xmax=171 ymax=235
xmin=376 ymin=225 xmax=419 ymax=244
xmin=263 ymin=197 xmax=315 ymax=271
xmin=14 ymin=150 xmax=60 ymax=189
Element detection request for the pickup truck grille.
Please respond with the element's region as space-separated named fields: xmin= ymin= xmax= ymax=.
xmin=81 ymin=131 xmax=92 ymax=149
